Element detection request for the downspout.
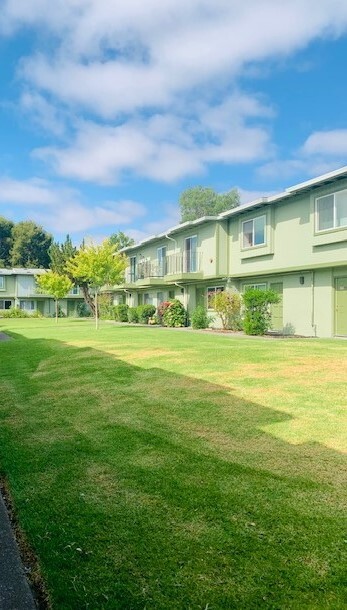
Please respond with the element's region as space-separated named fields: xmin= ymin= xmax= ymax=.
xmin=165 ymin=233 xmax=177 ymax=251
xmin=311 ymin=270 xmax=317 ymax=337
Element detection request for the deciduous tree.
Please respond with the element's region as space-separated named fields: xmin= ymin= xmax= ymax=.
xmin=36 ymin=271 xmax=73 ymax=323
xmin=10 ymin=221 xmax=52 ymax=268
xmin=0 ymin=217 xmax=14 ymax=267
xmin=179 ymin=187 xmax=239 ymax=222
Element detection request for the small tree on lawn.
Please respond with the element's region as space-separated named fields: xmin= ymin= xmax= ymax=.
xmin=66 ymin=240 xmax=126 ymax=330
xmin=36 ymin=271 xmax=73 ymax=323
xmin=209 ymin=290 xmax=241 ymax=330
xmin=243 ymin=288 xmax=280 ymax=335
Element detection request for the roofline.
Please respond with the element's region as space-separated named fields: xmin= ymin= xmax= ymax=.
xmin=122 ymin=165 xmax=347 ymax=251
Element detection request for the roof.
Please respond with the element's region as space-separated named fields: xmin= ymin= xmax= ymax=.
xmin=0 ymin=268 xmax=47 ymax=275
xmin=122 ymin=165 xmax=347 ymax=252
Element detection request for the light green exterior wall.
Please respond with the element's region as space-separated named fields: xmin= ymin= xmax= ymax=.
xmin=113 ymin=175 xmax=347 ymax=337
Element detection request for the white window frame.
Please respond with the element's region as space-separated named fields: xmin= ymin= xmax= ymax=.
xmin=69 ymin=286 xmax=79 ymax=295
xmin=242 ymin=215 xmax=266 ymax=249
xmin=19 ymin=300 xmax=36 ymax=311
xmin=207 ymin=286 xmax=225 ymax=310
xmin=185 ymin=235 xmax=198 ymax=272
xmin=0 ymin=299 xmax=12 ymax=309
xmin=157 ymin=246 xmax=167 ymax=275
xmin=243 ymin=283 xmax=267 ymax=292
xmin=316 ymin=189 xmax=347 ymax=232
xmin=129 ymin=256 xmax=137 ymax=281
xmin=0 ymin=276 xmax=4 ymax=290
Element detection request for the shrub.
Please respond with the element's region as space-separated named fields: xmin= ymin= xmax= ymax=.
xmin=209 ymin=290 xmax=241 ymax=330
xmin=30 ymin=310 xmax=44 ymax=318
xmin=98 ymin=294 xmax=114 ymax=319
xmin=137 ymin=304 xmax=156 ymax=324
xmin=163 ymin=299 xmax=187 ymax=327
xmin=1 ymin=307 xmax=29 ymax=318
xmin=191 ymin=306 xmax=210 ymax=329
xmin=114 ymin=304 xmax=129 ymax=322
xmin=157 ymin=301 xmax=171 ymax=325
xmin=243 ymin=288 xmax=280 ymax=335
xmin=127 ymin=307 xmax=139 ymax=323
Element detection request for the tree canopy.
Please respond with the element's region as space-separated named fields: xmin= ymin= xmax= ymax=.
xmin=66 ymin=240 xmax=127 ymax=328
xmin=0 ymin=217 xmax=14 ymax=267
xmin=36 ymin=271 xmax=73 ymax=323
xmin=109 ymin=231 xmax=135 ymax=250
xmin=179 ymin=186 xmax=240 ymax=223
xmin=10 ymin=220 xmax=52 ymax=268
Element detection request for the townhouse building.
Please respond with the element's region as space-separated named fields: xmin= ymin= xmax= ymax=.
xmin=113 ymin=166 xmax=347 ymax=338
xmin=0 ymin=268 xmax=84 ymax=316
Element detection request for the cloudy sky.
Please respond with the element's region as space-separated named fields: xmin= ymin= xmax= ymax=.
xmin=1 ymin=0 xmax=347 ymax=243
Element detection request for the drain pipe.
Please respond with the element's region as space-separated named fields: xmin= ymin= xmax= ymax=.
xmin=311 ymin=271 xmax=317 ymax=337
xmin=165 ymin=233 xmax=177 ymax=251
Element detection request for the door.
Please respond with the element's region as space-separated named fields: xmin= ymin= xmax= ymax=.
xmin=196 ymin=287 xmax=205 ymax=308
xmin=335 ymin=278 xmax=347 ymax=336
xmin=185 ymin=236 xmax=197 ymax=272
xmin=270 ymin=282 xmax=283 ymax=332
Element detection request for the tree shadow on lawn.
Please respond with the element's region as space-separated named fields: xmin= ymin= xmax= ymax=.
xmin=0 ymin=332 xmax=346 ymax=610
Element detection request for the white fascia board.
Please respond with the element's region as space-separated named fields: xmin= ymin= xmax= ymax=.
xmin=285 ymin=165 xmax=347 ymax=193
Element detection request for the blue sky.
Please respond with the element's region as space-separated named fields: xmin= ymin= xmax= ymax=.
xmin=1 ymin=0 xmax=347 ymax=245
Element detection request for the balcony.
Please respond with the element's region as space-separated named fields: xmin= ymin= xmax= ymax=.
xmin=125 ymin=261 xmax=166 ymax=287
xmin=165 ymin=252 xmax=203 ymax=280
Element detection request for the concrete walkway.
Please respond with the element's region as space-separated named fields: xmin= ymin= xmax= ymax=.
xmin=0 ymin=491 xmax=37 ymax=609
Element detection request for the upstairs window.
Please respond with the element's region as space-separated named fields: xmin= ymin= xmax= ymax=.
xmin=0 ymin=276 xmax=4 ymax=289
xmin=242 ymin=216 xmax=266 ymax=249
xmin=69 ymin=286 xmax=79 ymax=295
xmin=185 ymin=236 xmax=197 ymax=272
xmin=157 ymin=247 xmax=167 ymax=275
xmin=316 ymin=190 xmax=347 ymax=231
xmin=129 ymin=256 xmax=137 ymax=281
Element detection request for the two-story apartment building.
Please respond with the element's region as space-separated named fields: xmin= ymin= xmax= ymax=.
xmin=113 ymin=166 xmax=347 ymax=338
xmin=0 ymin=268 xmax=84 ymax=316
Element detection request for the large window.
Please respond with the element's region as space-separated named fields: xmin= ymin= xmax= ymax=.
xmin=316 ymin=190 xmax=347 ymax=232
xmin=129 ymin=256 xmax=137 ymax=281
xmin=19 ymin=300 xmax=36 ymax=311
xmin=207 ymin=286 xmax=224 ymax=309
xmin=0 ymin=299 xmax=12 ymax=309
xmin=157 ymin=247 xmax=167 ymax=276
xmin=185 ymin=236 xmax=197 ymax=272
xmin=242 ymin=215 xmax=266 ymax=248
xmin=0 ymin=276 xmax=4 ymax=289
xmin=243 ymin=283 xmax=267 ymax=291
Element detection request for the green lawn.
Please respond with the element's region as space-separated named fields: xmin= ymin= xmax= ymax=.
xmin=0 ymin=319 xmax=346 ymax=609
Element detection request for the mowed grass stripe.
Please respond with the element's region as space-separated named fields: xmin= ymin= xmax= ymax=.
xmin=0 ymin=319 xmax=346 ymax=609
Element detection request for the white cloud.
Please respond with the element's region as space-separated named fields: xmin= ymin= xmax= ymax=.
xmin=0 ymin=176 xmax=146 ymax=234
xmin=301 ymin=129 xmax=347 ymax=156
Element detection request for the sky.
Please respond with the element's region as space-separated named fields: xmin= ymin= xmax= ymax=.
xmin=1 ymin=0 xmax=347 ymax=245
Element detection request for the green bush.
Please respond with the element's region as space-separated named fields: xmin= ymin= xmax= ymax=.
xmin=163 ymin=299 xmax=187 ymax=327
xmin=137 ymin=304 xmax=156 ymax=324
xmin=210 ymin=290 xmax=241 ymax=330
xmin=191 ymin=306 xmax=210 ymax=329
xmin=243 ymin=288 xmax=280 ymax=335
xmin=157 ymin=301 xmax=171 ymax=325
xmin=127 ymin=307 xmax=139 ymax=323
xmin=114 ymin=304 xmax=129 ymax=322
xmin=1 ymin=307 xmax=30 ymax=318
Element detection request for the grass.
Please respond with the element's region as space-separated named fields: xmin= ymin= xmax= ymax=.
xmin=0 ymin=318 xmax=346 ymax=609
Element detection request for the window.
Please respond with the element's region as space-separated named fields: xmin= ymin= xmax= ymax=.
xmin=19 ymin=300 xmax=36 ymax=311
xmin=168 ymin=290 xmax=175 ymax=299
xmin=157 ymin=292 xmax=164 ymax=304
xmin=316 ymin=190 xmax=347 ymax=231
xmin=207 ymin=286 xmax=224 ymax=309
xmin=243 ymin=283 xmax=267 ymax=291
xmin=69 ymin=286 xmax=79 ymax=295
xmin=129 ymin=256 xmax=137 ymax=281
xmin=157 ymin=247 xmax=167 ymax=276
xmin=0 ymin=276 xmax=4 ymax=290
xmin=242 ymin=215 xmax=266 ymax=248
xmin=0 ymin=300 xmax=12 ymax=310
xmin=144 ymin=293 xmax=152 ymax=305
xmin=185 ymin=236 xmax=197 ymax=272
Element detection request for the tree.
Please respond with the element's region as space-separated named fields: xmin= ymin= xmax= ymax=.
xmin=243 ymin=288 xmax=280 ymax=335
xmin=10 ymin=221 xmax=52 ymax=268
xmin=109 ymin=231 xmax=135 ymax=250
xmin=36 ymin=271 xmax=73 ymax=323
xmin=0 ymin=217 xmax=14 ymax=267
xmin=209 ymin=290 xmax=241 ymax=330
xmin=49 ymin=234 xmax=77 ymax=274
xmin=179 ymin=186 xmax=239 ymax=222
xmin=66 ymin=240 xmax=127 ymax=329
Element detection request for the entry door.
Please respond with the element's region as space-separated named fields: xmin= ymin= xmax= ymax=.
xmin=270 ymin=282 xmax=283 ymax=332
xmin=335 ymin=278 xmax=347 ymax=336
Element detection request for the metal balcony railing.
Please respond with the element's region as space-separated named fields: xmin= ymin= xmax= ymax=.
xmin=165 ymin=252 xmax=202 ymax=275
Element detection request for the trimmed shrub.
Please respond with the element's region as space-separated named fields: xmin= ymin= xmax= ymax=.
xmin=243 ymin=288 xmax=280 ymax=335
xmin=1 ymin=307 xmax=29 ymax=318
xmin=191 ymin=306 xmax=210 ymax=329
xmin=157 ymin=301 xmax=171 ymax=325
xmin=210 ymin=290 xmax=241 ymax=330
xmin=137 ymin=304 xmax=156 ymax=324
xmin=163 ymin=299 xmax=187 ymax=327
xmin=114 ymin=304 xmax=129 ymax=322
xmin=76 ymin=302 xmax=92 ymax=317
xmin=127 ymin=307 xmax=139 ymax=323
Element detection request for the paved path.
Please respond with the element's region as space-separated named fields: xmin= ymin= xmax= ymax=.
xmin=0 ymin=491 xmax=37 ymax=609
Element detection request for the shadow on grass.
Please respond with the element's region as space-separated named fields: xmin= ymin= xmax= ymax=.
xmin=0 ymin=330 xmax=346 ymax=610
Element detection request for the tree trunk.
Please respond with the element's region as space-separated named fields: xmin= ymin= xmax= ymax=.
xmin=81 ymin=283 xmax=95 ymax=316
xmin=95 ymin=290 xmax=99 ymax=330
